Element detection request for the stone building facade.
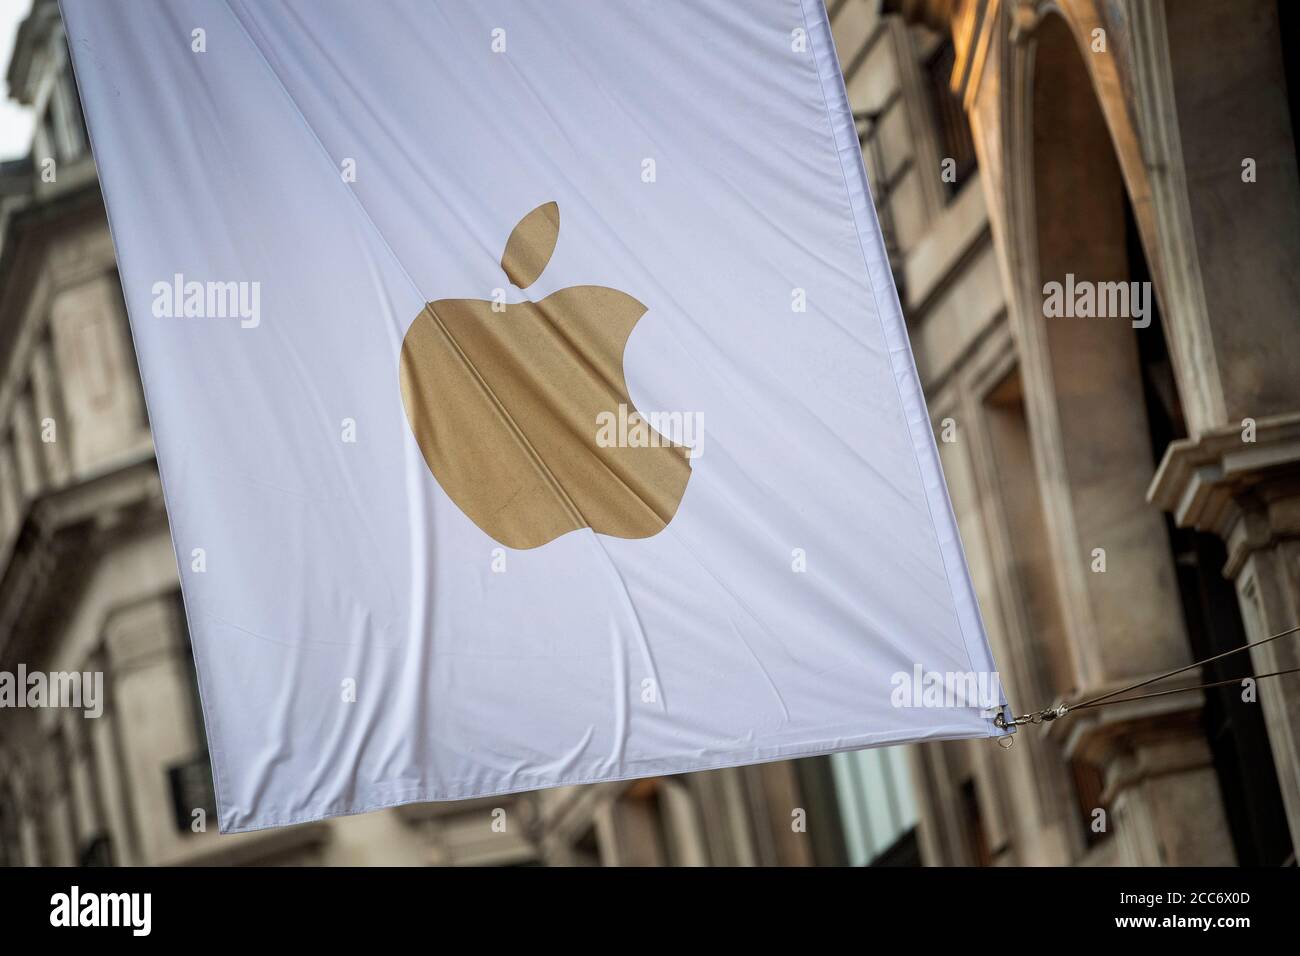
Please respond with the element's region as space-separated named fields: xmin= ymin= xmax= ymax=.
xmin=837 ymin=0 xmax=1300 ymax=864
xmin=0 ymin=0 xmax=858 ymax=868
xmin=6 ymin=0 xmax=1294 ymax=869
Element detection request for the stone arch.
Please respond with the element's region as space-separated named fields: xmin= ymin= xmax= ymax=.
xmin=994 ymin=6 xmax=1188 ymax=695
xmin=1004 ymin=3 xmax=1290 ymax=865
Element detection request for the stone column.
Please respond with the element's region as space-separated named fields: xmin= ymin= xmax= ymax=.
xmin=89 ymin=647 xmax=141 ymax=865
xmin=1131 ymin=0 xmax=1300 ymax=862
xmin=1062 ymin=698 xmax=1234 ymax=865
xmin=9 ymin=389 xmax=42 ymax=499
xmin=62 ymin=708 xmax=107 ymax=859
xmin=28 ymin=333 xmax=72 ymax=488
xmin=13 ymin=761 xmax=45 ymax=866
xmin=1149 ymin=414 xmax=1300 ymax=850
xmin=102 ymin=593 xmax=200 ymax=864
xmin=40 ymin=726 xmax=78 ymax=866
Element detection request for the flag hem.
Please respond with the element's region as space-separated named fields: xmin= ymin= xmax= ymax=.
xmin=216 ymin=721 xmax=1000 ymax=833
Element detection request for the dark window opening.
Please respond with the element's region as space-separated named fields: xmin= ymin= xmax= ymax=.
xmin=1071 ymin=758 xmax=1110 ymax=848
xmin=855 ymin=92 xmax=908 ymax=277
xmin=870 ymin=826 xmax=922 ymax=866
xmin=61 ymin=45 xmax=90 ymax=159
xmin=172 ymin=595 xmax=217 ymax=835
xmin=925 ymin=38 xmax=977 ymax=200
xmin=570 ymin=825 xmax=601 ymax=867
xmin=77 ymin=833 xmax=113 ymax=867
xmin=960 ymin=778 xmax=991 ymax=866
xmin=1276 ymin=0 xmax=1300 ymax=195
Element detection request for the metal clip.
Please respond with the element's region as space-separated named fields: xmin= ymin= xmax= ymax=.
xmin=994 ymin=702 xmax=1069 ymax=729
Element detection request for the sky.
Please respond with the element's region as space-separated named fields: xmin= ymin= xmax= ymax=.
xmin=0 ymin=0 xmax=34 ymax=161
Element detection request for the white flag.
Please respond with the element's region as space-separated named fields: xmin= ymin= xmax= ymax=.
xmin=63 ymin=0 xmax=1009 ymax=833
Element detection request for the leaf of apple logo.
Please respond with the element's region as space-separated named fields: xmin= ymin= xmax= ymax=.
xmin=399 ymin=202 xmax=693 ymax=550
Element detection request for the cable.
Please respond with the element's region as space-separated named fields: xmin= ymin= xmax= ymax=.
xmin=994 ymin=622 xmax=1300 ymax=729
xmin=1069 ymin=667 xmax=1300 ymax=713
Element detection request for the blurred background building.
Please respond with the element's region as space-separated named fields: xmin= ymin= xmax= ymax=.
xmin=1 ymin=0 xmax=1297 ymax=866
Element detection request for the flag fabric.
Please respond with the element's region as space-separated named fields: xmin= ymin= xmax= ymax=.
xmin=62 ymin=0 xmax=1009 ymax=833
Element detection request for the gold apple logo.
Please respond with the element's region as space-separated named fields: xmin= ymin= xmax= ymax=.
xmin=400 ymin=202 xmax=692 ymax=549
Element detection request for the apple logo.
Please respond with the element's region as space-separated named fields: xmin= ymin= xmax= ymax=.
xmin=399 ymin=201 xmax=693 ymax=550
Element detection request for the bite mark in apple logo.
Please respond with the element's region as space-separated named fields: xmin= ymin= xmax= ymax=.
xmin=400 ymin=201 xmax=693 ymax=550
